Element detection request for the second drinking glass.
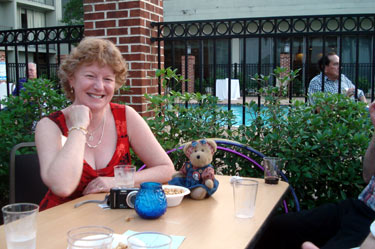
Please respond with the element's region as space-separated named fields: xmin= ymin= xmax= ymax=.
xmin=114 ymin=165 xmax=136 ymax=188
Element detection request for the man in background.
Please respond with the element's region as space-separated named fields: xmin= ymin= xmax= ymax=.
xmin=12 ymin=62 xmax=37 ymax=95
xmin=308 ymin=52 xmax=367 ymax=104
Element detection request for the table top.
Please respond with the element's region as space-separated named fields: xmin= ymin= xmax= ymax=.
xmin=0 ymin=175 xmax=289 ymax=249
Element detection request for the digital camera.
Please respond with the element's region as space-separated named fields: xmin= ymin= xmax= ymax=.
xmin=108 ymin=187 xmax=139 ymax=209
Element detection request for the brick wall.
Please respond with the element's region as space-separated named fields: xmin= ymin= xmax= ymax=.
xmin=279 ymin=53 xmax=290 ymax=89
xmin=280 ymin=53 xmax=290 ymax=74
xmin=83 ymin=0 xmax=163 ymax=116
xmin=181 ymin=55 xmax=195 ymax=93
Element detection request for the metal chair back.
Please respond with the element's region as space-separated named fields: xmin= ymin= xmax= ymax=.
xmin=139 ymin=138 xmax=300 ymax=212
xmin=9 ymin=142 xmax=48 ymax=204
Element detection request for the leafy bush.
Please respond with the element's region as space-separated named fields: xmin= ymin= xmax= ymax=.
xmin=1 ymin=68 xmax=370 ymax=214
xmin=0 ymin=78 xmax=69 ymax=206
xmin=235 ymin=88 xmax=372 ymax=210
xmin=141 ymin=67 xmax=236 ymax=169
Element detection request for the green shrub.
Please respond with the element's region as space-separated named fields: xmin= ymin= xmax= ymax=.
xmin=0 ymin=78 xmax=69 ymax=205
xmin=235 ymin=90 xmax=372 ymax=210
xmin=1 ymin=68 xmax=370 ymax=214
xmin=140 ymin=67 xmax=236 ymax=168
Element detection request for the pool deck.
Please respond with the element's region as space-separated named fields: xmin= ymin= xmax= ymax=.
xmin=217 ymin=96 xmax=306 ymax=105
xmin=179 ymin=95 xmax=370 ymax=105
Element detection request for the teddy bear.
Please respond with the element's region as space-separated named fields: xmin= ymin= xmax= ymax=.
xmin=168 ymin=139 xmax=219 ymax=200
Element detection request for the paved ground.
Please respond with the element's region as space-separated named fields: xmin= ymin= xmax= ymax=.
xmin=217 ymin=96 xmax=371 ymax=105
xmin=217 ymin=96 xmax=307 ymax=105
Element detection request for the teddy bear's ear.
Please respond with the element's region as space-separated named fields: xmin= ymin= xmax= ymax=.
xmin=183 ymin=141 xmax=193 ymax=158
xmin=206 ymin=139 xmax=217 ymax=154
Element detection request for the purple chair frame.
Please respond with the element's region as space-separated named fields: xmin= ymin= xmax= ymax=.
xmin=139 ymin=138 xmax=300 ymax=212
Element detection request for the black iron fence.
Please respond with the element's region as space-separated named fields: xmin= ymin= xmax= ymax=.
xmin=171 ymin=62 xmax=373 ymax=97
xmin=7 ymin=63 xmax=60 ymax=83
xmin=0 ymin=25 xmax=84 ymax=96
xmin=151 ymin=14 xmax=375 ymax=121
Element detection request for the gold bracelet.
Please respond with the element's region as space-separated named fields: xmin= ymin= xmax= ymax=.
xmin=69 ymin=126 xmax=88 ymax=136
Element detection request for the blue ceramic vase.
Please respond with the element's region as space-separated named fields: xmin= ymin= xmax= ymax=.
xmin=134 ymin=182 xmax=167 ymax=219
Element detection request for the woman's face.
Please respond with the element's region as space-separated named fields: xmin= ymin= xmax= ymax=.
xmin=70 ymin=62 xmax=116 ymax=111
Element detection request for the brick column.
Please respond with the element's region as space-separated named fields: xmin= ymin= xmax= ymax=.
xmin=280 ymin=53 xmax=290 ymax=75
xmin=181 ymin=55 xmax=195 ymax=93
xmin=279 ymin=53 xmax=290 ymax=91
xmin=83 ymin=0 xmax=163 ymax=117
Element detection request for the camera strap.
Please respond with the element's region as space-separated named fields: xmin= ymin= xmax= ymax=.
xmin=74 ymin=194 xmax=109 ymax=208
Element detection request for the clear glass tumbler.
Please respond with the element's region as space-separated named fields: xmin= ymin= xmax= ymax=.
xmin=263 ymin=157 xmax=284 ymax=184
xmin=114 ymin=165 xmax=136 ymax=188
xmin=2 ymin=203 xmax=39 ymax=249
xmin=232 ymin=178 xmax=259 ymax=218
xmin=67 ymin=225 xmax=114 ymax=249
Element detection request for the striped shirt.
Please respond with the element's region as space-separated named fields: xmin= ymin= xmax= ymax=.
xmin=308 ymin=73 xmax=364 ymax=104
xmin=359 ymin=176 xmax=375 ymax=212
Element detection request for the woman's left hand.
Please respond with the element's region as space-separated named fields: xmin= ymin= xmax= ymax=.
xmin=369 ymin=101 xmax=375 ymax=128
xmin=82 ymin=177 xmax=115 ymax=195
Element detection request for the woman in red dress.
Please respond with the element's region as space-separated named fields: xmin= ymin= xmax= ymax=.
xmin=35 ymin=38 xmax=175 ymax=211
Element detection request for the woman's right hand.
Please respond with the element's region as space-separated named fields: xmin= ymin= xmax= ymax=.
xmin=64 ymin=105 xmax=91 ymax=129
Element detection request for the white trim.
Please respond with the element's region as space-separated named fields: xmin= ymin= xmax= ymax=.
xmin=370 ymin=220 xmax=375 ymax=238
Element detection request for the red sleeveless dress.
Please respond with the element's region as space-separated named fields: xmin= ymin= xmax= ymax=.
xmin=39 ymin=103 xmax=131 ymax=211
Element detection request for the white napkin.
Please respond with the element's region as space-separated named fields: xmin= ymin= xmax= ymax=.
xmin=98 ymin=203 xmax=110 ymax=209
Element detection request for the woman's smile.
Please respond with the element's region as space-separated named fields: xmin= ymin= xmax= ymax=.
xmin=87 ymin=93 xmax=105 ymax=99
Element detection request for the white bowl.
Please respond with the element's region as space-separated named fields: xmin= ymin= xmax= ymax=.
xmin=162 ymin=185 xmax=190 ymax=207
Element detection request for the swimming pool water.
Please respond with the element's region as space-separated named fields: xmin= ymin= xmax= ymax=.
xmin=219 ymin=104 xmax=289 ymax=126
xmin=219 ymin=105 xmax=256 ymax=126
xmin=173 ymin=103 xmax=287 ymax=126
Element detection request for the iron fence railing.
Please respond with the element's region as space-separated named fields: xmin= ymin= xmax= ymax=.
xmin=169 ymin=62 xmax=374 ymax=97
xmin=6 ymin=63 xmax=60 ymax=83
xmin=152 ymin=14 xmax=375 ymax=125
xmin=0 ymin=25 xmax=84 ymax=97
xmin=151 ymin=14 xmax=375 ymax=40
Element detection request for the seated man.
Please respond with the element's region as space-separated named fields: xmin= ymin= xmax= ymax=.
xmin=308 ymin=52 xmax=367 ymax=104
xmin=255 ymin=101 xmax=375 ymax=249
xmin=12 ymin=62 xmax=37 ymax=95
xmin=302 ymin=224 xmax=375 ymax=249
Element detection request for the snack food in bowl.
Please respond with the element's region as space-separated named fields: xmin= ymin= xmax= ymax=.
xmin=162 ymin=185 xmax=190 ymax=207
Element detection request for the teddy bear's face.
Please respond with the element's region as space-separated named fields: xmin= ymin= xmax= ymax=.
xmin=188 ymin=143 xmax=213 ymax=167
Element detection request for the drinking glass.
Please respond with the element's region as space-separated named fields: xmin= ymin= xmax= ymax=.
xmin=67 ymin=225 xmax=113 ymax=249
xmin=232 ymin=178 xmax=258 ymax=218
xmin=127 ymin=232 xmax=172 ymax=249
xmin=114 ymin=165 xmax=136 ymax=188
xmin=2 ymin=203 xmax=39 ymax=249
xmin=263 ymin=157 xmax=284 ymax=184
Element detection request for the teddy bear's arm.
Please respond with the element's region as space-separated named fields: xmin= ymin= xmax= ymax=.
xmin=202 ymin=166 xmax=215 ymax=181
xmin=172 ymin=161 xmax=189 ymax=178
xmin=202 ymin=167 xmax=215 ymax=189
xmin=181 ymin=162 xmax=188 ymax=175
